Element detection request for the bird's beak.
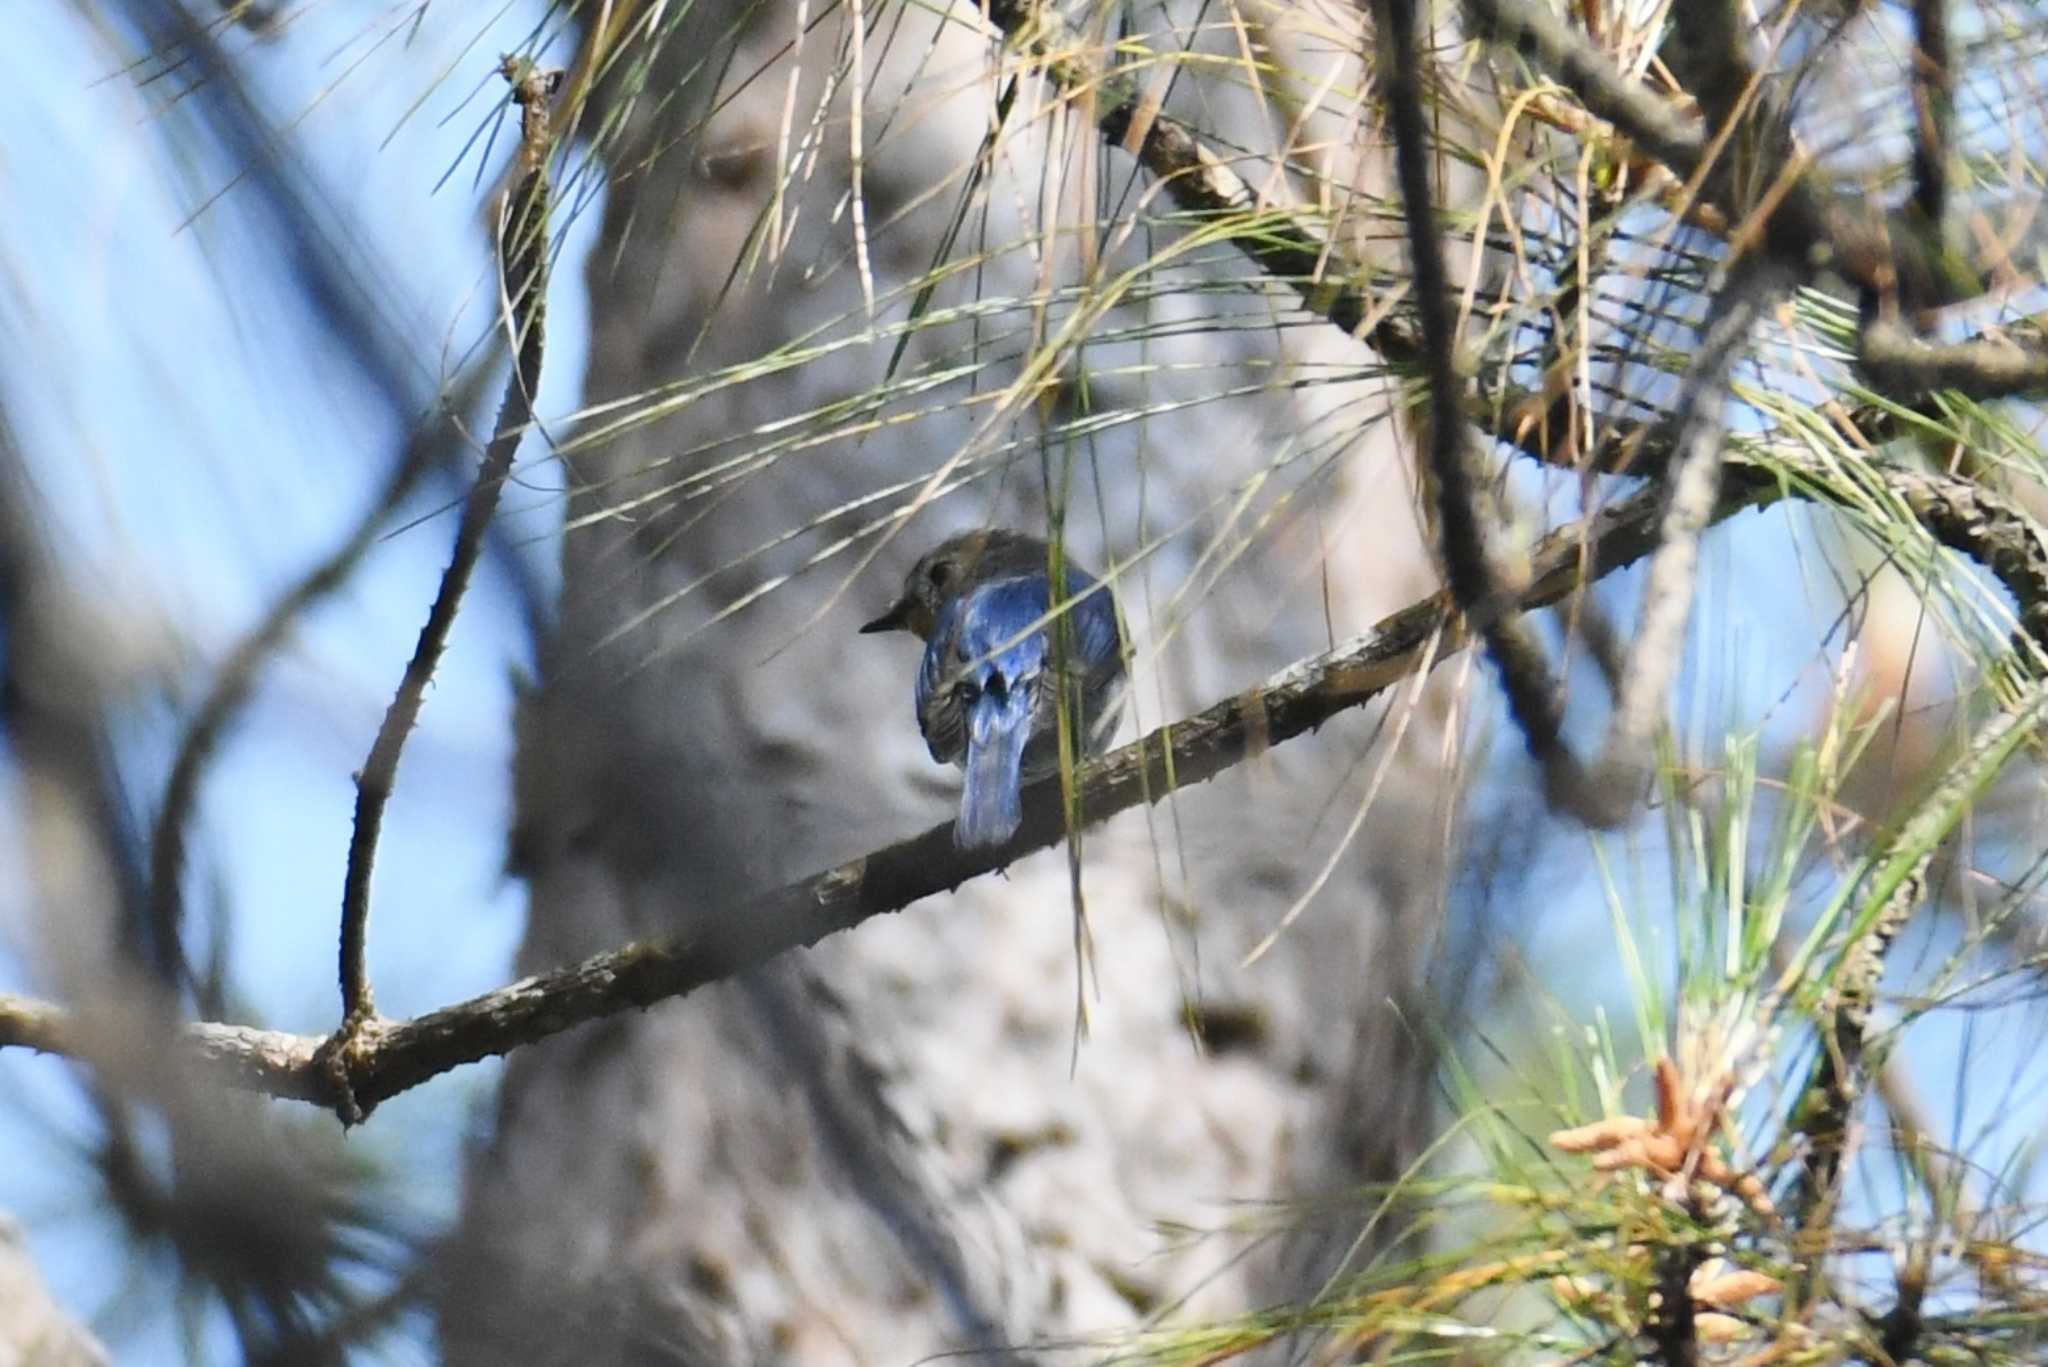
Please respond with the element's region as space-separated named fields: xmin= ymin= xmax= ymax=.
xmin=859 ymin=598 xmax=912 ymax=634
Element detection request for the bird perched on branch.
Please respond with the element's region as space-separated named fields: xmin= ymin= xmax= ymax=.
xmin=861 ymin=530 xmax=1125 ymax=848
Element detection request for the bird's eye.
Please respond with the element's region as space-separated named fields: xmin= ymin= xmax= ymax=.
xmin=927 ymin=561 xmax=953 ymax=591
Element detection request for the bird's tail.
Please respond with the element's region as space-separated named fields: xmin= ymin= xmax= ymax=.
xmin=958 ymin=686 xmax=1032 ymax=848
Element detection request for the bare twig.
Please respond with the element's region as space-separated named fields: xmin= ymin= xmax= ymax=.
xmin=1378 ymin=0 xmax=1594 ymax=812
xmin=1463 ymin=0 xmax=1702 ymax=173
xmin=989 ymin=0 xmax=1407 ymax=350
xmin=1590 ymin=261 xmax=1784 ymax=814
xmin=1784 ymin=687 xmax=2048 ymax=1231
xmin=0 ymin=476 xmax=1772 ymax=1115
xmin=1469 ymin=0 xmax=1980 ymax=313
xmin=1908 ymin=0 xmax=1953 ymax=228
xmin=326 ymin=60 xmax=557 ymax=1121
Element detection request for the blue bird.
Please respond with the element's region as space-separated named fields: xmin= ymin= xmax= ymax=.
xmin=861 ymin=530 xmax=1125 ymax=848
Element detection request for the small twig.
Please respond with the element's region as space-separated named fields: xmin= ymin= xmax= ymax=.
xmin=988 ymin=0 xmax=1408 ymax=351
xmin=1784 ymin=688 xmax=2048 ymax=1230
xmin=1470 ymin=0 xmax=1976 ymax=314
xmin=1464 ymin=0 xmax=1703 ymax=173
xmin=0 ymin=476 xmax=1772 ymax=1116
xmin=1379 ymin=0 xmax=1594 ymax=814
xmin=326 ymin=60 xmax=557 ymax=1122
xmin=1588 ymin=260 xmax=1783 ymax=818
xmin=1786 ymin=851 xmax=1934 ymax=1229
xmin=1907 ymin=0 xmax=1953 ymax=228
xmin=1373 ymin=0 xmax=1481 ymax=623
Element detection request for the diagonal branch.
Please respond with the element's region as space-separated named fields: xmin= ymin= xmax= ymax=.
xmin=1588 ymin=260 xmax=1783 ymax=808
xmin=0 ymin=474 xmax=1776 ymax=1114
xmin=1463 ymin=0 xmax=1703 ymax=173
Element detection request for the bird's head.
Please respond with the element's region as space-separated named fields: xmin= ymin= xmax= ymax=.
xmin=859 ymin=530 xmax=1050 ymax=640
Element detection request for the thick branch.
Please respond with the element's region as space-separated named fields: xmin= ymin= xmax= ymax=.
xmin=0 ymin=476 xmax=1774 ymax=1113
xmin=1858 ymin=315 xmax=2048 ymax=402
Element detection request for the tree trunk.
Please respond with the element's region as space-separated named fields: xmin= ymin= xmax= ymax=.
xmin=440 ymin=3 xmax=1455 ymax=1360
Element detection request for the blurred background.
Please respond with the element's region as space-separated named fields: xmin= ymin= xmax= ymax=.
xmin=1 ymin=2 xmax=2045 ymax=1363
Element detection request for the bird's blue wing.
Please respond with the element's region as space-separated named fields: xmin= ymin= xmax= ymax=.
xmin=918 ymin=579 xmax=1049 ymax=768
xmin=1061 ymin=567 xmax=1124 ymax=680
xmin=1054 ymin=566 xmax=1126 ymax=755
xmin=916 ymin=569 xmax=1117 ymax=845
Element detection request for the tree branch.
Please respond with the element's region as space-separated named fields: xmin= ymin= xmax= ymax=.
xmin=1908 ymin=0 xmax=1953 ymax=228
xmin=0 ymin=474 xmax=1774 ymax=1114
xmin=1589 ymin=261 xmax=1783 ymax=808
xmin=1497 ymin=381 xmax=2048 ymax=662
xmin=1377 ymin=0 xmax=1603 ymax=814
xmin=1857 ymin=314 xmax=2048 ymax=402
xmin=1463 ymin=0 xmax=1702 ymax=174
xmin=1471 ymin=0 xmax=1992 ymax=318
xmin=37 ymin=0 xmax=2040 ymax=1127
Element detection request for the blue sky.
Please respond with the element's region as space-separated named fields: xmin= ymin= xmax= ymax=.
xmin=0 ymin=4 xmax=583 ymax=1356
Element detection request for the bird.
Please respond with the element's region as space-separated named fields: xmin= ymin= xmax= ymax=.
xmin=860 ymin=530 xmax=1125 ymax=848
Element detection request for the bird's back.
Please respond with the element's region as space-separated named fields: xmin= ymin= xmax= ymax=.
xmin=915 ymin=563 xmax=1124 ymax=777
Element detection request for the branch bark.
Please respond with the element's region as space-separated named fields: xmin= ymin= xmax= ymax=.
xmin=0 ymin=472 xmax=1772 ymax=1114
